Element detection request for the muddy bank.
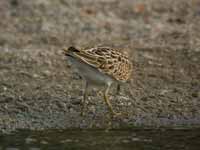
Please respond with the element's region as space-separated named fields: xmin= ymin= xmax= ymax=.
xmin=0 ymin=0 xmax=200 ymax=133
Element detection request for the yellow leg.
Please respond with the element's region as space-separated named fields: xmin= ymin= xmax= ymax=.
xmin=103 ymin=84 xmax=121 ymax=118
xmin=81 ymin=81 xmax=88 ymax=116
xmin=116 ymin=84 xmax=121 ymax=95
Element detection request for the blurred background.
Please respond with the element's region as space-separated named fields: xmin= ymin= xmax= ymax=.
xmin=0 ymin=0 xmax=200 ymax=133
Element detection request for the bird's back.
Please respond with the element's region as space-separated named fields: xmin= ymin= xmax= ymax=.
xmin=63 ymin=46 xmax=133 ymax=83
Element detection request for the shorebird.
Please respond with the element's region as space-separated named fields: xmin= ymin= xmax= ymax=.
xmin=63 ymin=46 xmax=133 ymax=117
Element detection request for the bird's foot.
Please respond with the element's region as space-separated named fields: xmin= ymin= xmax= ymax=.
xmin=80 ymin=111 xmax=85 ymax=117
xmin=111 ymin=111 xmax=128 ymax=119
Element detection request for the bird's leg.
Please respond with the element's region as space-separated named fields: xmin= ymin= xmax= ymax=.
xmin=81 ymin=81 xmax=88 ymax=116
xmin=116 ymin=83 xmax=121 ymax=95
xmin=103 ymin=84 xmax=121 ymax=118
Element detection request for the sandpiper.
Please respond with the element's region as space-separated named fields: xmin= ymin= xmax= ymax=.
xmin=63 ymin=46 xmax=133 ymax=117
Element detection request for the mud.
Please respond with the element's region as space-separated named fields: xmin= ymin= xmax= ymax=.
xmin=0 ymin=0 xmax=200 ymax=133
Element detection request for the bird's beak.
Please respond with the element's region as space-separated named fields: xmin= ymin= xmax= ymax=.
xmin=62 ymin=47 xmax=68 ymax=55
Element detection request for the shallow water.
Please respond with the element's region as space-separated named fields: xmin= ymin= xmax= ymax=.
xmin=0 ymin=129 xmax=200 ymax=150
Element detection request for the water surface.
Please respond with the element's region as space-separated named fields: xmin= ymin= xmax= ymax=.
xmin=0 ymin=128 xmax=200 ymax=150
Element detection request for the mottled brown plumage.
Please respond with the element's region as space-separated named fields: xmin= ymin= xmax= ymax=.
xmin=63 ymin=46 xmax=133 ymax=117
xmin=64 ymin=47 xmax=132 ymax=81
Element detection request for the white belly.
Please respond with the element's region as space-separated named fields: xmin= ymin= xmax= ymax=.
xmin=67 ymin=56 xmax=115 ymax=86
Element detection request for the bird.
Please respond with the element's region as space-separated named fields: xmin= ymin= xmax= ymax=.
xmin=63 ymin=46 xmax=133 ymax=118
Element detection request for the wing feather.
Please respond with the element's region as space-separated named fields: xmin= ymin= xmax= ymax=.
xmin=63 ymin=46 xmax=132 ymax=82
